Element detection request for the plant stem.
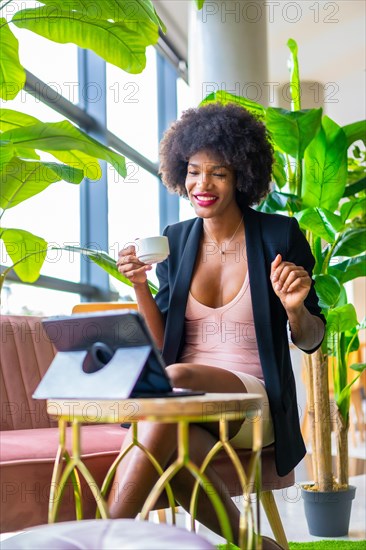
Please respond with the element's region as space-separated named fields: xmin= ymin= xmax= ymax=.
xmin=335 ymin=408 xmax=349 ymax=487
xmin=304 ymin=353 xmax=319 ymax=484
xmin=296 ymin=156 xmax=303 ymax=198
xmin=312 ymin=348 xmax=333 ymax=491
xmin=321 ymin=238 xmax=339 ymax=274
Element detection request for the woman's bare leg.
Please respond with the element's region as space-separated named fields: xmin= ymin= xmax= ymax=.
xmin=108 ymin=363 xmax=247 ymax=543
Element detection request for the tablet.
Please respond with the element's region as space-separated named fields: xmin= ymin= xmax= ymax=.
xmin=33 ymin=310 xmax=204 ymax=399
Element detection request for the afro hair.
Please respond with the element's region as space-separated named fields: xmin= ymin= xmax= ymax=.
xmin=159 ymin=102 xmax=273 ymax=207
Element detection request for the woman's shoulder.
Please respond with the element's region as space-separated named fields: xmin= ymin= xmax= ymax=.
xmin=246 ymin=207 xmax=294 ymax=231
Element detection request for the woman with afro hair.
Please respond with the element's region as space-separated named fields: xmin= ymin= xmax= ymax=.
xmin=114 ymin=103 xmax=325 ymax=544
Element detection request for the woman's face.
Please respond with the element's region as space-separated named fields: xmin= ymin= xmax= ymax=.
xmin=185 ymin=150 xmax=237 ymax=219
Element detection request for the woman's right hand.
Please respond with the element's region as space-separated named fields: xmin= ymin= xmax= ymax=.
xmin=116 ymin=245 xmax=152 ymax=286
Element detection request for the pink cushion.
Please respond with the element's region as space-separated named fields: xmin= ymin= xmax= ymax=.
xmin=0 ymin=425 xmax=127 ymax=532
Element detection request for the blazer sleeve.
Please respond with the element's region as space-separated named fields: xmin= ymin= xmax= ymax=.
xmin=286 ymin=216 xmax=326 ymax=354
xmin=154 ymin=226 xmax=170 ymax=323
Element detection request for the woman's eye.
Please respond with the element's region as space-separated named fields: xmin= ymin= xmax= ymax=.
xmin=213 ymin=173 xmax=225 ymax=178
xmin=188 ymin=171 xmax=199 ymax=176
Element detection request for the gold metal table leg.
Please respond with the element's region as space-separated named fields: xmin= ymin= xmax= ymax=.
xmin=48 ymin=419 xmax=109 ymax=522
xmin=189 ymin=418 xmax=262 ymax=550
xmin=98 ymin=423 xmax=176 ymax=522
xmin=139 ymin=421 xmax=234 ymax=544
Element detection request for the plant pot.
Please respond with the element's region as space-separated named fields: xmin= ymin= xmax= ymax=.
xmin=301 ymin=485 xmax=356 ymax=537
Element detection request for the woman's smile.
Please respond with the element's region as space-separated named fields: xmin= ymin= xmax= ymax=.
xmin=185 ymin=150 xmax=237 ymax=217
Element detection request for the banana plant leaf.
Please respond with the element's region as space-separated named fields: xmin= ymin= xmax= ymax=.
xmin=314 ymin=274 xmax=342 ymax=309
xmin=295 ymin=207 xmax=343 ymax=242
xmin=0 ymin=108 xmax=40 ymax=131
xmin=265 ymin=107 xmax=322 ymax=160
xmin=195 ymin=0 xmax=206 ymax=8
xmin=0 ymin=158 xmax=84 ymax=209
xmin=62 ymin=246 xmax=159 ymax=295
xmin=337 ymin=363 xmax=366 ymax=421
xmin=38 ymin=0 xmax=166 ymax=31
xmin=256 ymin=191 xmax=301 ymax=214
xmin=287 ymin=38 xmax=301 ymax=111
xmin=0 ymin=18 xmax=26 ymax=100
xmin=303 ymin=116 xmax=348 ymax=211
xmin=0 ymin=228 xmax=47 ymax=282
xmin=343 ymin=177 xmax=366 ymax=197
xmin=342 ymin=120 xmax=366 ymax=147
xmin=1 ymin=120 xmax=126 ymax=178
xmin=328 ymin=255 xmax=366 ymax=284
xmin=200 ymin=91 xmax=266 ymax=121
xmin=326 ymin=303 xmax=358 ymax=334
xmin=0 ymin=141 xmax=15 ymax=169
xmin=332 ymin=227 xmax=366 ymax=257
xmin=340 ymin=198 xmax=366 ymax=223
xmin=12 ymin=6 xmax=159 ymax=74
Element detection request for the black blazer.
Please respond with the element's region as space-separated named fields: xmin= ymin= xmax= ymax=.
xmin=155 ymin=205 xmax=325 ymax=476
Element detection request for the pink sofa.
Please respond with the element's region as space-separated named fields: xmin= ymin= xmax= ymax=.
xmin=0 ymin=314 xmax=294 ymax=545
xmin=0 ymin=315 xmax=127 ymax=532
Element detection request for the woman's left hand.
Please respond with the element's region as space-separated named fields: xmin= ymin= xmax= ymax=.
xmin=270 ymin=253 xmax=311 ymax=313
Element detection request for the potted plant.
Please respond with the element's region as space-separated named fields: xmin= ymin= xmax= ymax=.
xmin=201 ymin=38 xmax=365 ymax=536
xmin=0 ymin=0 xmax=164 ymax=296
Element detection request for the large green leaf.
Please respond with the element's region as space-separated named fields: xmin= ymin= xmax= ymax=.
xmin=303 ymin=116 xmax=348 ymax=210
xmin=326 ymin=304 xmax=358 ymax=334
xmin=0 ymin=18 xmax=26 ymax=100
xmin=328 ymin=255 xmax=366 ymax=284
xmin=39 ymin=0 xmax=166 ymax=31
xmin=337 ymin=363 xmax=366 ymax=419
xmin=1 ymin=120 xmax=126 ymax=178
xmin=265 ymin=107 xmax=322 ymax=159
xmin=0 ymin=157 xmax=84 ymax=209
xmin=0 ymin=141 xmax=15 ymax=169
xmin=333 ymin=228 xmax=366 ymax=257
xmin=63 ymin=245 xmax=158 ymax=295
xmin=0 ymin=228 xmax=47 ymax=282
xmin=287 ymin=39 xmax=301 ymax=111
xmin=12 ymin=6 xmax=159 ymax=74
xmin=314 ymin=274 xmax=342 ymax=309
xmin=295 ymin=207 xmax=343 ymax=242
xmin=200 ymin=91 xmax=265 ymax=121
xmin=343 ymin=177 xmax=366 ymax=198
xmin=340 ymin=199 xmax=366 ymax=223
xmin=272 ymin=151 xmax=287 ymax=189
xmin=0 ymin=108 xmax=40 ymax=132
xmin=342 ymin=120 xmax=366 ymax=147
xmin=257 ymin=191 xmax=301 ymax=214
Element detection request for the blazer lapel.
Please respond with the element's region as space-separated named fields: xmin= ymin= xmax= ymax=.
xmin=163 ymin=217 xmax=203 ymax=364
xmin=244 ymin=207 xmax=281 ymax=401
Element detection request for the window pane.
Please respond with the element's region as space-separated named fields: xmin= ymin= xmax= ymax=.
xmin=106 ymin=47 xmax=158 ymax=162
xmin=177 ymin=77 xmax=193 ymax=116
xmin=1 ymin=282 xmax=81 ymax=316
xmin=108 ymin=161 xmax=160 ymax=298
xmin=1 ymin=178 xmax=81 ymax=281
xmin=7 ymin=1 xmax=79 ymax=104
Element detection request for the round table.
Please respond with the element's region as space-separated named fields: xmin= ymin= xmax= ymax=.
xmin=47 ymin=393 xmax=264 ymax=548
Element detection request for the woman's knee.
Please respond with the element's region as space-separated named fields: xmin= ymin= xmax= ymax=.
xmin=166 ymin=363 xmax=195 ymax=389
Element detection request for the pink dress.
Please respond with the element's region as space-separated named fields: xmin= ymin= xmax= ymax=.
xmin=179 ymin=272 xmax=274 ymax=448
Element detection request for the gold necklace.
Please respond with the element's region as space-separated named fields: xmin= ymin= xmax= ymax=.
xmin=203 ymin=217 xmax=244 ymax=255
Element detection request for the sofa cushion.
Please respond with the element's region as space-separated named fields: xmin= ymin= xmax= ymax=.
xmin=0 ymin=424 xmax=127 ymax=532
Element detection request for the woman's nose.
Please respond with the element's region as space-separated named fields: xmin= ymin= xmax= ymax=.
xmin=196 ymin=171 xmax=208 ymax=187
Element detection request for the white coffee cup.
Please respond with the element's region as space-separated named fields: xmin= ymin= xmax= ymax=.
xmin=135 ymin=236 xmax=170 ymax=264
